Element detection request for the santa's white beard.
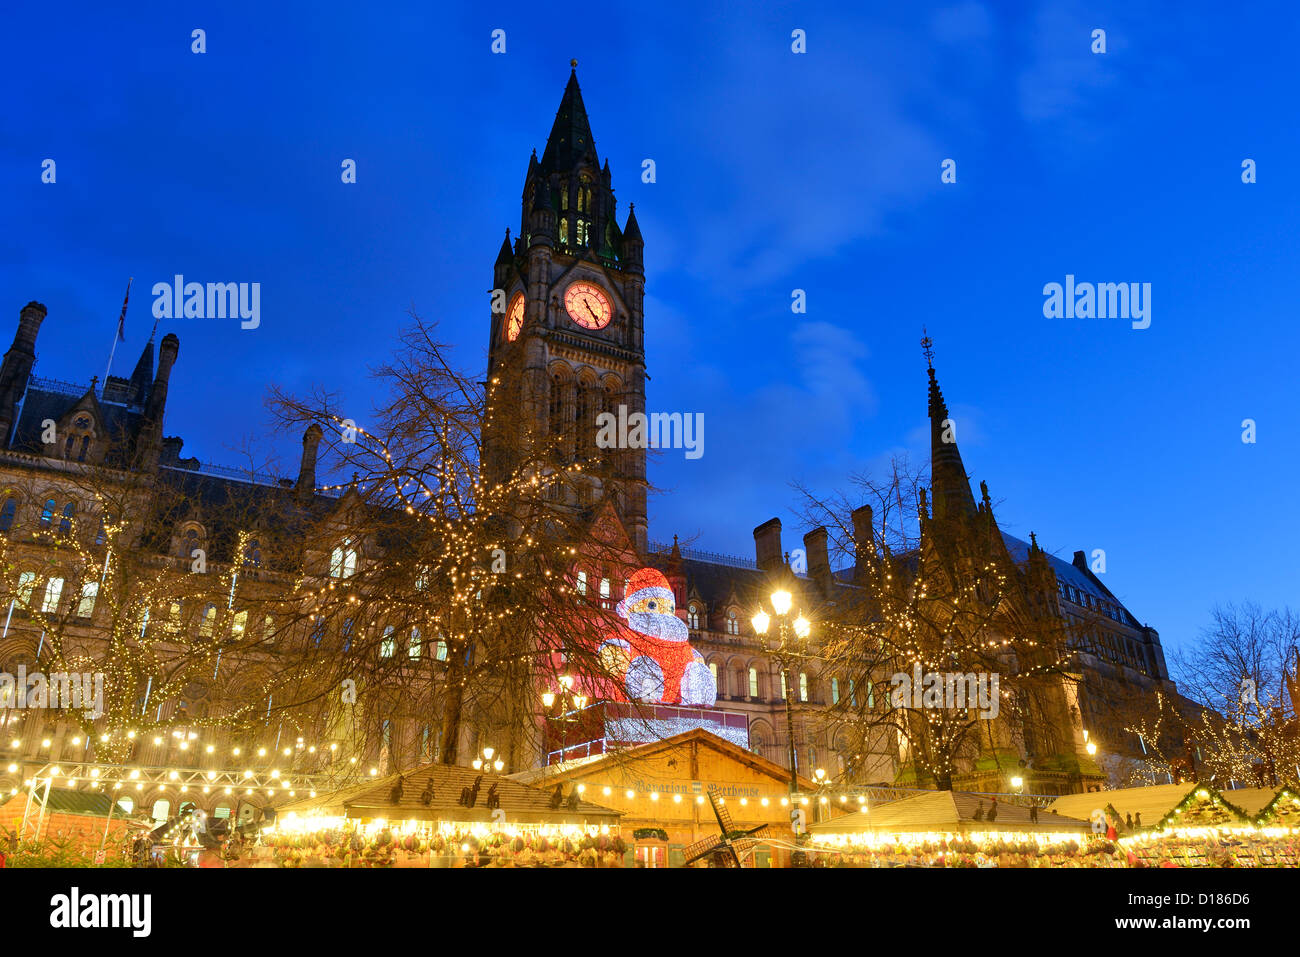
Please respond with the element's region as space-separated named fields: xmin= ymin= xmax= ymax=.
xmin=624 ymin=610 xmax=690 ymax=643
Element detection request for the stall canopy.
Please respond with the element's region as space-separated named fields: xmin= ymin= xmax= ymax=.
xmin=276 ymin=761 xmax=621 ymax=826
xmin=811 ymin=789 xmax=1090 ymax=835
xmin=1046 ymin=783 xmax=1272 ymax=827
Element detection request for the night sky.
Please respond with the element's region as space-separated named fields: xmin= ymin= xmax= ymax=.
xmin=4 ymin=2 xmax=1298 ymax=660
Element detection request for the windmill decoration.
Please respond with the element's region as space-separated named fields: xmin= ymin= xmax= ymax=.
xmin=682 ymin=788 xmax=773 ymax=868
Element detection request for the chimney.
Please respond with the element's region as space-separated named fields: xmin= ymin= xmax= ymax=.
xmin=803 ymin=526 xmax=832 ymax=596
xmin=144 ymin=333 xmax=179 ymax=423
xmin=13 ymin=301 xmax=46 ymax=353
xmin=753 ymin=517 xmax=784 ymax=572
xmin=851 ymin=505 xmax=874 ymax=580
xmin=0 ymin=301 xmax=47 ymax=443
xmin=297 ymin=424 xmax=323 ymax=500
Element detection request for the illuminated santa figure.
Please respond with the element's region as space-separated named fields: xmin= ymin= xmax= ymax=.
xmin=600 ymin=567 xmax=716 ymax=707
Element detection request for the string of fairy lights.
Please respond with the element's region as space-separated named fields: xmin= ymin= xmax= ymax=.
xmin=1 ymin=375 xmax=638 ymax=804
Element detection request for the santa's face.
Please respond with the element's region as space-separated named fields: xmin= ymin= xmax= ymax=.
xmin=620 ymin=593 xmax=689 ymax=643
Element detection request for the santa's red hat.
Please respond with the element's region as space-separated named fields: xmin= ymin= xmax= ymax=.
xmin=616 ymin=567 xmax=675 ymax=617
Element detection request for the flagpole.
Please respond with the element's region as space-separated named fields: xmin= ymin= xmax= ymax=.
xmin=103 ymin=277 xmax=133 ymax=390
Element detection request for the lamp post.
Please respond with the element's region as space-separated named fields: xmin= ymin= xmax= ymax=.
xmin=812 ymin=767 xmax=834 ymax=823
xmin=471 ymin=746 xmax=504 ymax=774
xmin=752 ymin=588 xmax=812 ymax=798
xmin=541 ymin=675 xmax=588 ymax=764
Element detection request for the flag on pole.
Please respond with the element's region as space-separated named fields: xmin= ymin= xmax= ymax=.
xmin=116 ymin=277 xmax=133 ymax=342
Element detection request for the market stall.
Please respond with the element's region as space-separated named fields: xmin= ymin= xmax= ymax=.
xmin=807 ymin=789 xmax=1114 ymax=867
xmin=256 ymin=759 xmax=623 ymax=867
xmin=1049 ymin=782 xmax=1300 ymax=868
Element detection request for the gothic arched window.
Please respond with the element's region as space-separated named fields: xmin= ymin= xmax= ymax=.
xmin=0 ymin=496 xmax=16 ymax=533
xmin=59 ymin=502 xmax=75 ymax=536
xmin=39 ymin=498 xmax=55 ymax=528
xmin=329 ymin=538 xmax=357 ymax=579
xmin=687 ymin=604 xmax=700 ymax=630
xmin=198 ymin=604 xmax=217 ymax=639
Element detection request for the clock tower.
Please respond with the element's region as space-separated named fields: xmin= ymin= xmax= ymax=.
xmin=486 ymin=63 xmax=648 ymax=553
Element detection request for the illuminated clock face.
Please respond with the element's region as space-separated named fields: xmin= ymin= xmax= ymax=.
xmin=564 ymin=281 xmax=612 ymax=330
xmin=505 ymin=292 xmax=525 ymax=341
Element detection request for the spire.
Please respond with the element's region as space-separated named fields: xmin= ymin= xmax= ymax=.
xmin=539 ymin=61 xmax=598 ymax=175
xmin=925 ymin=334 xmax=977 ymax=522
xmin=129 ymin=336 xmax=155 ymax=406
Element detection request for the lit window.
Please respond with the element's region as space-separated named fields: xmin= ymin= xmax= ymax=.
xmin=16 ymin=571 xmax=36 ymax=606
xmin=168 ymin=601 xmax=182 ymax=627
xmin=831 ymin=677 xmax=839 ymax=705
xmin=559 ymin=219 xmax=569 ymax=245
xmin=435 ymin=639 xmax=448 ymax=662
xmin=599 ymin=577 xmax=610 ymax=607
xmin=415 ymin=565 xmax=430 ymax=591
xmin=380 ymin=626 xmax=396 ymax=657
xmin=263 ymin=615 xmax=276 ymax=643
xmin=330 ymin=539 xmax=358 ymax=579
xmin=577 ymin=220 xmax=589 ymax=246
xmin=39 ymin=498 xmax=55 ymax=528
xmin=76 ymin=581 xmax=98 ymax=618
xmin=41 ymin=577 xmax=64 ymax=613
xmin=748 ymin=667 xmax=759 ymax=698
xmin=727 ymin=610 xmax=739 ymax=635
xmin=230 ymin=610 xmax=248 ymax=640
xmin=799 ymin=672 xmax=808 ymax=702
xmin=780 ymin=672 xmax=788 ymax=700
xmin=576 ymin=571 xmax=587 ymax=595
xmin=849 ymin=679 xmax=857 ymax=707
xmin=709 ymin=661 xmax=718 ymax=683
xmin=409 ymin=627 xmax=422 ymax=659
xmin=688 ymin=604 xmax=700 ymax=629
xmin=198 ymin=604 xmax=217 ymax=638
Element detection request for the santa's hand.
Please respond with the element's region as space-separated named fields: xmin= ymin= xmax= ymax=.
xmin=599 ymin=639 xmax=632 ymax=675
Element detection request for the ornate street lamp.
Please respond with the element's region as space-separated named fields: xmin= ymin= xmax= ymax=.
xmin=752 ymin=588 xmax=814 ymax=797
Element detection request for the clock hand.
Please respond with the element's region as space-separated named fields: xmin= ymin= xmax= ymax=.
xmin=584 ymin=300 xmax=600 ymax=321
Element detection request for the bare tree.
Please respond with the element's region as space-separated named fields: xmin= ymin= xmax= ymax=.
xmin=797 ymin=457 xmax=1078 ymax=791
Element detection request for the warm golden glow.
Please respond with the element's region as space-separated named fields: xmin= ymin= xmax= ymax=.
xmin=752 ymin=610 xmax=771 ymax=635
xmin=793 ymin=615 xmax=811 ymax=639
xmin=771 ymin=590 xmax=793 ymax=616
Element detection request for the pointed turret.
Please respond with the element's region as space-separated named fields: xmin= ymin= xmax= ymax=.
xmin=923 ymin=332 xmax=978 ymax=522
xmin=128 ymin=337 xmax=154 ymax=407
xmin=495 ymin=229 xmax=514 ymax=267
xmin=622 ymin=204 xmax=644 ymax=274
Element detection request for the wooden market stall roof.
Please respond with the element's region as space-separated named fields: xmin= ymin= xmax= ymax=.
xmin=508 ymin=727 xmax=819 ymax=792
xmin=276 ymin=761 xmax=621 ymax=825
xmin=1046 ymin=782 xmax=1270 ymax=825
xmin=810 ymin=789 xmax=1091 ymax=835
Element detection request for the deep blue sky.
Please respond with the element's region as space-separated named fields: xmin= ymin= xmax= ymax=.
xmin=4 ymin=2 xmax=1297 ymax=660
